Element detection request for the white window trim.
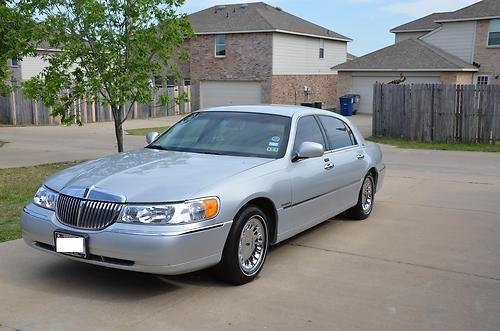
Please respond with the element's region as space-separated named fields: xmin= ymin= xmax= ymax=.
xmin=215 ymin=34 xmax=226 ymax=58
xmin=476 ymin=75 xmax=490 ymax=85
xmin=487 ymin=19 xmax=500 ymax=47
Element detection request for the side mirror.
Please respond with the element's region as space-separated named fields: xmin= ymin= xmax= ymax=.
xmin=293 ymin=142 xmax=324 ymax=162
xmin=146 ymin=131 xmax=159 ymax=144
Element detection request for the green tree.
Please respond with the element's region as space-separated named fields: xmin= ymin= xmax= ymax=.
xmin=18 ymin=0 xmax=192 ymax=152
xmin=0 ymin=1 xmax=35 ymax=95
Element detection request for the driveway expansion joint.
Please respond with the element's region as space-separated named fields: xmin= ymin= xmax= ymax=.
xmin=287 ymin=242 xmax=500 ymax=282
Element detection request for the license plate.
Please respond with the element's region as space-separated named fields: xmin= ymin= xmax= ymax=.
xmin=54 ymin=231 xmax=87 ymax=258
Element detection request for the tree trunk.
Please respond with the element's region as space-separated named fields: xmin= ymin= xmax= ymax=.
xmin=112 ymin=105 xmax=124 ymax=152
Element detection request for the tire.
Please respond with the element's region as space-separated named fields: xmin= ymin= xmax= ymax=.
xmin=218 ymin=206 xmax=269 ymax=285
xmin=348 ymin=173 xmax=375 ymax=220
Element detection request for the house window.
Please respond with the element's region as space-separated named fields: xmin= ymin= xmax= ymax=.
xmin=183 ymin=79 xmax=191 ymax=86
xmin=10 ymin=58 xmax=19 ymax=67
xmin=319 ymin=39 xmax=325 ymax=59
xmin=488 ymin=19 xmax=500 ymax=46
xmin=477 ymin=75 xmax=490 ymax=85
xmin=215 ymin=34 xmax=226 ymax=57
xmin=154 ymin=75 xmax=163 ymax=88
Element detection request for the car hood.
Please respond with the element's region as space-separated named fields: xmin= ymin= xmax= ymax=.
xmin=44 ymin=148 xmax=272 ymax=202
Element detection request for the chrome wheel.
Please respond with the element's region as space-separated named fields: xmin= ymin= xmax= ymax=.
xmin=361 ymin=176 xmax=374 ymax=213
xmin=238 ymin=215 xmax=267 ymax=276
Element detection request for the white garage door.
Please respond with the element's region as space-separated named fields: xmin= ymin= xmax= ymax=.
xmin=352 ymin=74 xmax=441 ymax=113
xmin=200 ymin=81 xmax=262 ymax=109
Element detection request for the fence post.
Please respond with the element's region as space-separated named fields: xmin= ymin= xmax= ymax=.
xmin=9 ymin=90 xmax=17 ymax=125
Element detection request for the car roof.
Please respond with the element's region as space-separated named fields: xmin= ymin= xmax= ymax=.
xmin=200 ymin=104 xmax=341 ymax=118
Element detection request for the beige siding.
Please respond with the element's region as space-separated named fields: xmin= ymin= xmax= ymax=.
xmin=272 ymin=33 xmax=346 ymax=75
xmin=20 ymin=56 xmax=50 ymax=81
xmin=421 ymin=21 xmax=476 ymax=62
xmin=394 ymin=32 xmax=427 ymax=43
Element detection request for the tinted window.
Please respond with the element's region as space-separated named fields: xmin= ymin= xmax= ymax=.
xmin=293 ymin=116 xmax=326 ymax=152
xmin=150 ymin=112 xmax=291 ymax=159
xmin=319 ymin=116 xmax=357 ymax=150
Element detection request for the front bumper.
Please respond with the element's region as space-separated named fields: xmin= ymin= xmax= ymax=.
xmin=21 ymin=203 xmax=232 ymax=275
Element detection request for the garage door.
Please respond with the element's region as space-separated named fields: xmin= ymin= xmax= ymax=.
xmin=200 ymin=81 xmax=262 ymax=109
xmin=352 ymin=75 xmax=441 ymax=113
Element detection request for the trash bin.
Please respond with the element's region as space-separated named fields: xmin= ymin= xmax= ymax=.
xmin=339 ymin=96 xmax=354 ymax=116
xmin=344 ymin=94 xmax=360 ymax=115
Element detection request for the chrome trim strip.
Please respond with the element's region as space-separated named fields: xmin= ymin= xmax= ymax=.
xmin=109 ymin=222 xmax=231 ymax=237
xmin=284 ymin=179 xmax=361 ymax=210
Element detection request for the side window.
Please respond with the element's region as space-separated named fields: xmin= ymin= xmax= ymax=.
xmin=293 ymin=116 xmax=326 ymax=152
xmin=319 ymin=116 xmax=357 ymax=150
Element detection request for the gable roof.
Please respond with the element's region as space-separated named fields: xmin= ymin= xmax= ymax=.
xmin=391 ymin=1 xmax=500 ymax=33
xmin=434 ymin=0 xmax=500 ymax=22
xmin=390 ymin=12 xmax=452 ymax=33
xmin=332 ymin=39 xmax=478 ymax=72
xmin=189 ymin=2 xmax=351 ymax=42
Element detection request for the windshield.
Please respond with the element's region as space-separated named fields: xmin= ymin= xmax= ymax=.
xmin=149 ymin=111 xmax=291 ymax=159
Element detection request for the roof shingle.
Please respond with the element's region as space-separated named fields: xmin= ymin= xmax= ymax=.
xmin=390 ymin=12 xmax=452 ymax=33
xmin=332 ymin=39 xmax=478 ymax=72
xmin=434 ymin=0 xmax=500 ymax=22
xmin=189 ymin=2 xmax=351 ymax=41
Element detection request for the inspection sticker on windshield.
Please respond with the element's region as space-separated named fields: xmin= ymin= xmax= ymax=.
xmin=267 ymin=147 xmax=279 ymax=153
xmin=268 ymin=142 xmax=279 ymax=147
xmin=271 ymin=136 xmax=281 ymax=142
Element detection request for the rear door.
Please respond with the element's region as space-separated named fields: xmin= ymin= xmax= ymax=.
xmin=318 ymin=115 xmax=368 ymax=211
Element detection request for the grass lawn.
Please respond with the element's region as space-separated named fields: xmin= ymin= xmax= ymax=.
xmin=126 ymin=126 xmax=169 ymax=136
xmin=0 ymin=162 xmax=79 ymax=243
xmin=367 ymin=136 xmax=500 ymax=153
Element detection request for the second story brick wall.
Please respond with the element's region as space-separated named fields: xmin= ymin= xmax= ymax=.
xmin=474 ymin=20 xmax=500 ymax=85
xmin=189 ymin=33 xmax=273 ymax=82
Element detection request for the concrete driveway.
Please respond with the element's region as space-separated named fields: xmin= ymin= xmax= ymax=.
xmin=1 ymin=140 xmax=500 ymax=330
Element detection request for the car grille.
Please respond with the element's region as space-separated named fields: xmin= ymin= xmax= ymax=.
xmin=56 ymin=194 xmax=123 ymax=230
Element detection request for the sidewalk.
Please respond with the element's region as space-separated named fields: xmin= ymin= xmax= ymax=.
xmin=0 ymin=116 xmax=183 ymax=168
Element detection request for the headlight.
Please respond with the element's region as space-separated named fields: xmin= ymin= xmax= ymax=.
xmin=119 ymin=197 xmax=219 ymax=225
xmin=33 ymin=186 xmax=59 ymax=210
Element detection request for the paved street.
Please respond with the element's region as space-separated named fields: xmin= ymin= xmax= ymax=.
xmin=0 ymin=116 xmax=184 ymax=168
xmin=1 ymin=136 xmax=499 ymax=330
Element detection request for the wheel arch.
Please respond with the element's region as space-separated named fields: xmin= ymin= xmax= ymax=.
xmin=233 ymin=197 xmax=278 ymax=245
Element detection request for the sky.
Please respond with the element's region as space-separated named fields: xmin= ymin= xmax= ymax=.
xmin=179 ymin=0 xmax=480 ymax=56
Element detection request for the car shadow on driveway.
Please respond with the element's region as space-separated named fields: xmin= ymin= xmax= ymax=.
xmin=2 ymin=216 xmax=353 ymax=302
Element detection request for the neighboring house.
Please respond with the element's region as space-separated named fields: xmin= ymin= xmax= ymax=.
xmin=333 ymin=0 xmax=500 ymax=113
xmin=6 ymin=43 xmax=61 ymax=87
xmin=346 ymin=52 xmax=357 ymax=61
xmin=185 ymin=2 xmax=351 ymax=110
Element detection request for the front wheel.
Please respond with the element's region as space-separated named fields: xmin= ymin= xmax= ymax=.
xmin=348 ymin=173 xmax=375 ymax=220
xmin=218 ymin=206 xmax=269 ymax=285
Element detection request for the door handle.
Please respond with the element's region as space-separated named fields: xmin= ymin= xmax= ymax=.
xmin=357 ymin=154 xmax=365 ymax=159
xmin=324 ymin=163 xmax=334 ymax=170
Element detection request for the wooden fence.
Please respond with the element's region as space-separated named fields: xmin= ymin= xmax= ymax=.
xmin=373 ymin=83 xmax=500 ymax=144
xmin=0 ymin=86 xmax=191 ymax=125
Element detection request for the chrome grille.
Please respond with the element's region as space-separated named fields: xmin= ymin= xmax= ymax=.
xmin=56 ymin=194 xmax=123 ymax=230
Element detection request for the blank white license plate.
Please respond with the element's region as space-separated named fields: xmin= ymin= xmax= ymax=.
xmin=54 ymin=232 xmax=87 ymax=258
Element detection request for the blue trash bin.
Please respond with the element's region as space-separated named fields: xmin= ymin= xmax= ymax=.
xmin=339 ymin=96 xmax=354 ymax=116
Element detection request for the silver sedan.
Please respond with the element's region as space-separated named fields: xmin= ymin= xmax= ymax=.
xmin=21 ymin=105 xmax=385 ymax=284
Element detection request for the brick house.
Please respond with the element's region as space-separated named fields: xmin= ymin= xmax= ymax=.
xmin=185 ymin=2 xmax=351 ymax=110
xmin=333 ymin=0 xmax=500 ymax=113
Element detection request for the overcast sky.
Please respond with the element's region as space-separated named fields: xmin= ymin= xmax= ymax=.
xmin=180 ymin=0 xmax=480 ymax=56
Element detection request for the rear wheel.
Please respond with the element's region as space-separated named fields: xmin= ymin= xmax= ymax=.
xmin=218 ymin=206 xmax=269 ymax=285
xmin=348 ymin=173 xmax=375 ymax=220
